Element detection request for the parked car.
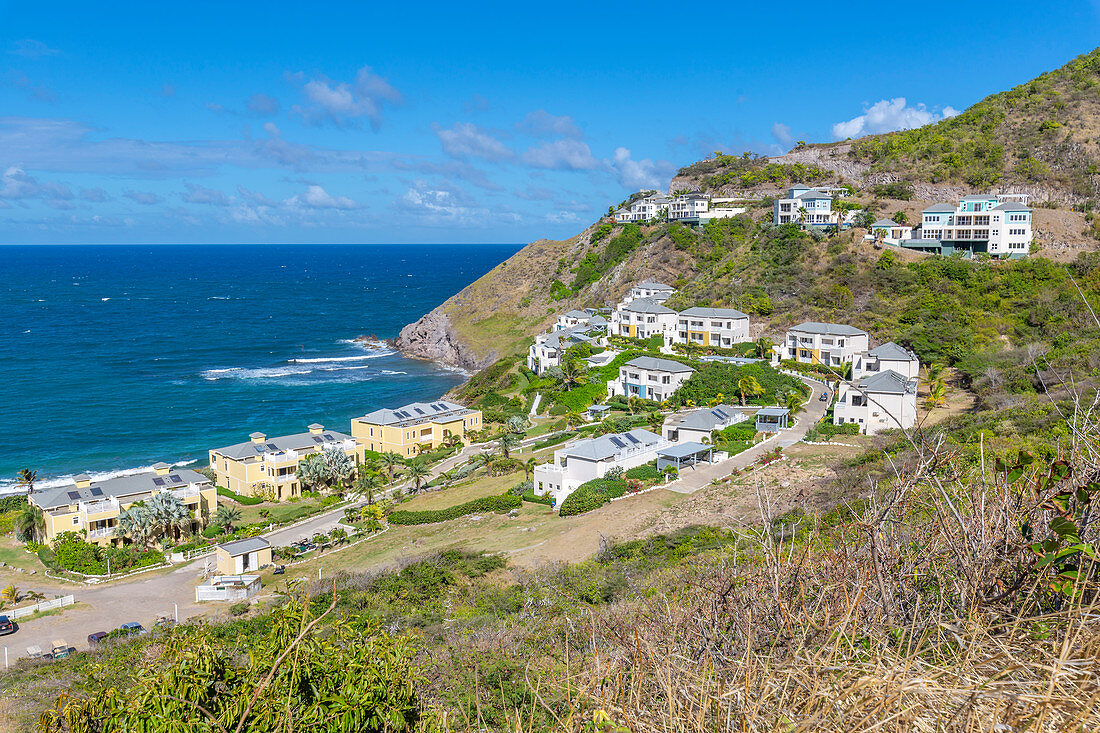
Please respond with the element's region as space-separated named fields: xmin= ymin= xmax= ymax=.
xmin=26 ymin=645 xmax=51 ymax=660
xmin=819 ymin=392 xmax=829 ymax=402
xmin=0 ymin=615 xmax=15 ymax=636
xmin=272 ymin=565 xmax=286 ymax=575
xmin=118 ymin=622 xmax=145 ymax=636
xmin=51 ymin=639 xmax=73 ymax=659
xmin=87 ymin=631 xmax=108 ymax=645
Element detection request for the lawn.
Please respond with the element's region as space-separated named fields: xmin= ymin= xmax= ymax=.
xmin=0 ymin=538 xmax=43 ymax=572
xmin=238 ymin=496 xmax=336 ymax=527
xmin=399 ymin=469 xmax=525 ymax=511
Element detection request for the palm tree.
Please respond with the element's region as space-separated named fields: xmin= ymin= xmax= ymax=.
xmin=16 ymin=469 xmax=37 ymax=496
xmin=647 ymin=411 xmax=664 ymax=432
xmin=380 ymin=452 xmax=404 ymax=484
xmin=405 ymin=461 xmax=430 ymax=494
xmin=558 ymin=358 xmax=586 ymax=391
xmin=212 ymin=505 xmax=241 ymax=532
xmin=16 ymin=504 xmax=45 ymax=543
xmin=322 ymin=446 xmax=355 ymax=491
xmin=784 ymin=390 xmax=806 ymax=416
xmin=468 ymin=453 xmax=491 ymax=475
xmin=356 ymin=472 xmax=381 ymax=504
xmin=754 ymin=336 xmax=775 ymax=360
xmin=627 ymin=395 xmax=640 ymax=415
xmin=148 ymin=492 xmax=193 ymax=542
xmin=117 ymin=504 xmax=155 ymax=548
xmin=923 ymin=362 xmax=948 ymax=409
xmin=565 ymin=410 xmax=584 ymax=431
xmin=497 ymin=433 xmax=521 ymax=459
xmin=737 ymin=376 xmax=764 ymax=406
xmin=523 ymin=457 xmax=537 ymax=482
xmin=1 ymin=584 xmax=18 ymax=604
xmin=25 ymin=590 xmax=45 ymax=603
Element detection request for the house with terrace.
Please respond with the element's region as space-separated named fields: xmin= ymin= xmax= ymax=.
xmin=870 ymin=219 xmax=913 ymax=243
xmin=210 ymin=424 xmax=360 ymax=500
xmin=527 ymin=326 xmax=605 ymax=375
xmin=619 ymin=280 xmax=676 ymax=307
xmin=774 ymin=186 xmax=839 ymax=228
xmin=662 ymin=404 xmax=746 ymax=444
xmin=853 ymin=341 xmax=921 ymax=380
xmin=611 ymin=297 xmax=678 ymax=340
xmin=833 ymin=369 xmax=918 ymax=434
xmin=533 ymin=428 xmax=668 ymax=506
xmin=779 ymin=322 xmax=869 ymax=372
xmin=30 ymin=463 xmax=216 ymax=546
xmin=352 ymin=400 xmax=482 ymax=459
xmin=615 ymin=193 xmax=670 ymax=223
xmin=904 ymin=195 xmax=1032 ymax=258
xmin=608 ymin=356 xmax=695 ymax=402
xmin=670 ymin=307 xmax=751 ymax=349
xmin=555 ymin=309 xmax=608 ymax=333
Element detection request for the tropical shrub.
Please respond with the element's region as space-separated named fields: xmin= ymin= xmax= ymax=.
xmin=387 ymin=495 xmax=522 ymax=525
xmin=624 ymin=464 xmax=662 ymax=482
xmin=216 ymin=486 xmax=263 ymax=506
xmin=558 ymin=478 xmax=630 ymax=517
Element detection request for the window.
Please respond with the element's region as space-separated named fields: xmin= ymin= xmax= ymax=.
xmin=73 ymin=516 xmax=81 ymax=525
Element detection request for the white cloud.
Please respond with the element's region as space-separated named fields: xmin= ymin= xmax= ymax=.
xmin=516 ymin=110 xmax=582 ymax=139
xmin=397 ymin=180 xmax=499 ymax=227
xmin=433 ymin=122 xmax=514 ymax=162
xmin=9 ymin=39 xmax=60 ymax=58
xmin=831 ymin=98 xmax=960 ymax=140
xmin=546 ymin=211 xmax=580 ymax=224
xmin=123 ymin=190 xmax=162 ymax=205
xmin=285 ymin=184 xmax=357 ymax=210
xmin=236 ymin=185 xmax=276 ymax=206
xmin=181 ymin=183 xmax=230 ymax=206
xmin=290 ymin=66 xmax=402 ymax=129
xmin=771 ymin=122 xmax=793 ymax=148
xmin=522 ymin=139 xmax=599 ymax=170
xmin=78 ymin=187 xmax=110 ymax=202
xmin=0 ymin=165 xmax=74 ymax=204
xmin=609 ymin=147 xmax=674 ymax=190
xmin=246 ymin=93 xmax=280 ymax=116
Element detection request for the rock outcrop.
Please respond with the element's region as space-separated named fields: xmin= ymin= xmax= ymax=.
xmin=396 ymin=310 xmax=488 ymax=372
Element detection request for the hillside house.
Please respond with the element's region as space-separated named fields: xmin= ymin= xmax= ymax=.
xmin=611 ymin=297 xmax=678 ymax=340
xmin=905 ymin=195 xmax=1032 ymax=258
xmin=352 ymin=401 xmax=482 ymax=458
xmin=833 ymin=369 xmax=918 ymax=434
xmin=779 ymin=322 xmax=870 ymax=370
xmin=607 ymin=356 xmax=695 ymax=402
xmin=670 ymin=307 xmax=750 ymax=348
xmin=533 ymin=428 xmax=668 ymax=505
xmin=853 ymin=342 xmax=921 ymax=380
xmin=527 ymin=326 xmax=605 ymax=375
xmin=662 ymin=404 xmax=745 ymax=444
xmin=615 ymin=193 xmax=670 ymax=223
xmin=870 ymin=219 xmax=913 ymax=243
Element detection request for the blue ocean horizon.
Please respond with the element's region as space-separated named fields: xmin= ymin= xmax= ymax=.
xmin=1 ymin=243 xmax=519 ymax=493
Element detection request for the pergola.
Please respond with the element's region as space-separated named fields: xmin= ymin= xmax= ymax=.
xmin=656 ymin=441 xmax=714 ymax=471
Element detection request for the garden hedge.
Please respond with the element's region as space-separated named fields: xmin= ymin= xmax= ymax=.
xmin=387 ymin=495 xmax=522 ymax=525
xmin=624 ymin=464 xmax=662 ymax=481
xmin=217 ymin=486 xmax=263 ymax=505
xmin=521 ymin=490 xmax=553 ymax=506
xmin=558 ymin=478 xmax=630 ymax=517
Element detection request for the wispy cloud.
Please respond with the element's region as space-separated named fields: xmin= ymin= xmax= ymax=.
xmin=433 ymin=122 xmax=514 ymax=162
xmin=288 ymin=66 xmax=402 ymax=129
xmin=608 ymin=147 xmax=675 ymax=190
xmin=831 ymin=98 xmax=959 ymax=140
xmin=0 ymin=165 xmax=74 ymax=206
xmin=522 ymin=139 xmax=599 ymax=170
xmin=284 ymin=184 xmax=358 ymax=210
xmin=246 ymin=93 xmax=280 ymax=116
xmin=9 ymin=39 xmax=61 ymax=59
xmin=123 ymin=190 xmax=162 ymax=205
xmin=516 ymin=110 xmax=582 ymax=139
xmin=181 ymin=183 xmax=230 ymax=206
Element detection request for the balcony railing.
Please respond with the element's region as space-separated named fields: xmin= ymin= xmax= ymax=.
xmin=88 ymin=526 xmax=116 ymax=539
xmin=79 ymin=498 xmax=120 ymax=515
xmin=166 ymin=486 xmax=201 ymax=501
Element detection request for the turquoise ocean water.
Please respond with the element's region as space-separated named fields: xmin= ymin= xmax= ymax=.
xmin=1 ymin=244 xmax=518 ymax=493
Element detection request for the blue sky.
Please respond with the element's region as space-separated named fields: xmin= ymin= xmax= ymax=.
xmin=1 ymin=1 xmax=1098 ymax=245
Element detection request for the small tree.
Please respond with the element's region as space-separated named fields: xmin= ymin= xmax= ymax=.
xmin=380 ymin=452 xmax=404 ymax=484
xmin=405 ymin=461 xmax=430 ymax=494
xmin=1 ymin=583 xmax=19 ymax=604
xmin=497 ymin=433 xmax=521 ymax=459
xmin=213 ymin=505 xmax=242 ymax=533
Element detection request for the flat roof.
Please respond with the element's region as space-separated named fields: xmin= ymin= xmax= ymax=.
xmin=658 ymin=442 xmax=713 ymax=459
xmin=757 ymin=407 xmax=790 ymax=416
xmin=219 ymin=537 xmax=270 ymax=556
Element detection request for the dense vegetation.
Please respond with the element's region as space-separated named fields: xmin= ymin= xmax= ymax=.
xmin=676 ymin=152 xmax=833 ymax=191
xmin=387 ymin=495 xmax=521 ymax=525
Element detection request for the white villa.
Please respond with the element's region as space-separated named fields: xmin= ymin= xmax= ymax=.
xmin=773 ymin=186 xmax=857 ymax=228
xmin=607 ymin=356 xmax=695 ymax=402
xmin=662 ymin=404 xmax=745 ymax=444
xmin=833 ymin=370 xmax=918 ymax=434
xmin=615 ymin=193 xmax=671 ymax=223
xmin=620 ymin=280 xmax=675 ymax=306
xmin=902 ymin=194 xmax=1033 ymax=258
xmin=779 ymin=322 xmax=870 ymax=370
xmin=853 ymin=342 xmax=921 ymax=380
xmin=870 ymin=219 xmax=913 ymax=243
xmin=554 ymin=309 xmax=608 ymax=332
xmin=616 ymin=192 xmax=746 ymax=225
xmin=611 ymin=297 xmax=678 ymax=340
xmin=670 ymin=307 xmax=750 ymax=349
xmin=527 ymin=326 xmax=606 ymax=375
xmin=533 ymin=428 xmax=668 ymax=505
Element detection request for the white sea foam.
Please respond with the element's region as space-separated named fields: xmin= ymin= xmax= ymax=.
xmin=290 ymin=355 xmax=384 ymax=364
xmin=380 ymin=370 xmax=408 ymax=375
xmin=101 ymin=297 xmax=110 ymax=302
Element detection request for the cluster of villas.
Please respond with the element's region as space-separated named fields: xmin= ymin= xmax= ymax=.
xmin=869 ymin=193 xmax=1033 ymax=259
xmin=614 ymin=192 xmax=747 ymax=225
xmin=31 ymin=400 xmax=485 ymax=546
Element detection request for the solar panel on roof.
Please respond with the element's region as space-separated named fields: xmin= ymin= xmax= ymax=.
xmin=312 ymin=436 xmax=323 ymax=443
xmin=67 ymin=491 xmax=80 ymax=500
xmin=609 ymin=437 xmax=625 ymax=448
xmin=169 ymin=475 xmax=183 ymax=484
xmin=323 ymin=433 xmax=334 ymax=439
xmin=623 ymin=433 xmax=639 ymax=444
xmin=153 ymin=478 xmax=165 ymax=486
xmin=90 ymin=487 xmax=103 ymax=496
xmin=265 ymin=442 xmax=279 ymax=450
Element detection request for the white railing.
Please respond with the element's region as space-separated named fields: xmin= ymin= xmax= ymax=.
xmin=264 ymin=449 xmax=299 ymax=465
xmin=79 ymin=497 xmax=119 ymax=515
xmin=88 ymin=526 xmax=116 ymax=539
xmin=167 ymin=486 xmax=201 ymax=501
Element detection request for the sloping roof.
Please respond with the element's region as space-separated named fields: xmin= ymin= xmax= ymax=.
xmin=679 ymin=306 xmax=750 ymax=320
xmin=795 ymin=189 xmax=831 ymax=200
xmin=922 ymin=203 xmax=956 ymax=212
xmin=219 ymin=537 xmax=271 ymax=556
xmin=624 ymin=356 xmax=695 ymax=374
xmin=562 ymin=309 xmax=589 ymax=319
xmin=757 ymin=407 xmax=790 ymax=417
xmin=871 ymin=218 xmax=901 ymax=228
xmin=620 ymin=297 xmax=676 ymax=315
xmin=212 ymin=428 xmax=355 ymax=460
xmin=993 ymin=202 xmax=1031 ymax=212
xmin=588 ymin=314 xmax=608 ymax=325
xmin=961 ymin=194 xmax=996 ymax=201
xmin=636 ymin=280 xmax=674 ymax=291
xmin=658 ymin=441 xmax=712 ymax=459
xmin=867 ymin=341 xmax=916 ymax=361
xmin=854 ymin=369 xmax=914 ymax=394
xmin=356 ymin=400 xmax=472 ymax=428
xmin=561 ymin=428 xmax=663 ymax=461
xmin=31 ymin=468 xmax=211 ymax=511
xmin=790 ymin=322 xmax=868 ymax=337
xmin=677 ymin=405 xmax=742 ymax=431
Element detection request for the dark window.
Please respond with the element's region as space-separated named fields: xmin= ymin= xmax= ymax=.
xmin=90 ymin=488 xmax=104 ymax=497
xmin=153 ymin=478 xmax=165 ymax=486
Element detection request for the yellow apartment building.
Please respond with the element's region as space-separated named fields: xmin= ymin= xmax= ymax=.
xmin=209 ymin=423 xmax=359 ymax=500
xmin=29 ymin=463 xmax=217 ymax=546
xmin=351 ymin=400 xmax=483 ymax=458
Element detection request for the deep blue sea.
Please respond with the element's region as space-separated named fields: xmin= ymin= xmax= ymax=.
xmin=0 ymin=244 xmax=518 ymax=493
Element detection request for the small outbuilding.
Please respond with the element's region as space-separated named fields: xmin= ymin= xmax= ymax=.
xmin=656 ymin=442 xmax=714 ymax=472
xmin=755 ymin=407 xmax=790 ymax=433
xmin=195 ymin=574 xmax=261 ymax=603
xmin=586 ymin=404 xmax=611 ymax=421
xmin=216 ymin=537 xmax=272 ymax=575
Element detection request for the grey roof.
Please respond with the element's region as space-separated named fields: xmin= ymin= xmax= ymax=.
xmin=621 ymin=297 xmax=676 ymax=315
xmin=676 ymin=405 xmax=742 ymax=431
xmin=561 ymin=428 xmax=663 ymax=461
xmin=658 ymin=441 xmax=713 ymax=459
xmin=993 ymin=202 xmax=1031 ymax=212
xmin=854 ymin=369 xmax=914 ymax=394
xmin=922 ymin=203 xmax=956 ymax=213
xmin=961 ymin=194 xmax=996 ymax=201
xmin=213 ymin=427 xmax=355 ymax=460
xmin=219 ymin=537 xmax=270 ymax=556
xmin=757 ymin=407 xmax=790 ymax=417
xmin=588 ymin=314 xmax=608 ymax=325
xmin=795 ymin=190 xmax=831 ymax=200
xmin=867 ymin=341 xmax=916 ymax=361
xmin=356 ymin=400 xmax=473 ymax=428
xmin=699 ymin=355 xmax=761 ymax=365
xmin=679 ymin=306 xmax=750 ymax=320
xmin=562 ymin=309 xmax=589 ymax=319
xmin=587 ymin=404 xmax=611 ymax=412
xmin=30 ymin=468 xmax=211 ymax=511
xmin=790 ymin=322 xmax=868 ymax=337
xmin=624 ymin=356 xmax=695 ymax=374
xmin=871 ymin=218 xmax=901 ymax=228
